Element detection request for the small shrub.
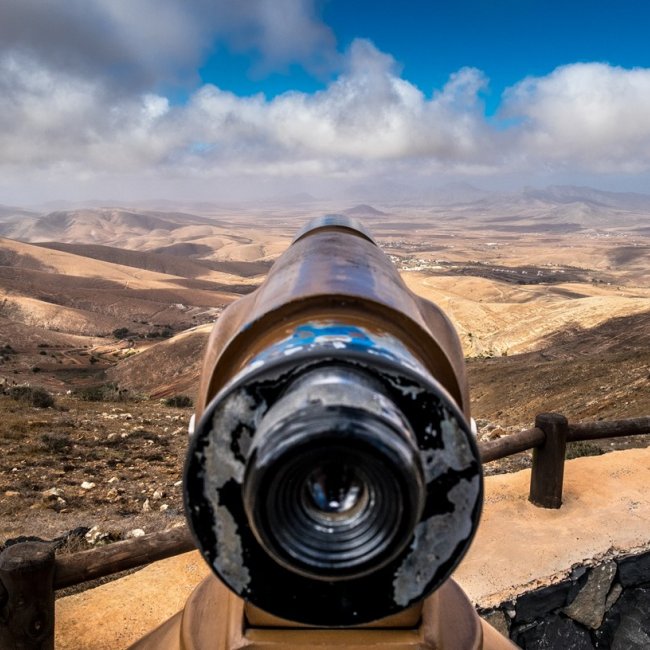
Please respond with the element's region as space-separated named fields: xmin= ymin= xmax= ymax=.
xmin=75 ymin=385 xmax=103 ymax=401
xmin=566 ymin=441 xmax=604 ymax=460
xmin=112 ymin=327 xmax=130 ymax=339
xmin=75 ymin=383 xmax=131 ymax=402
xmin=164 ymin=395 xmax=193 ymax=408
xmin=147 ymin=326 xmax=174 ymax=339
xmin=8 ymin=386 xmax=55 ymax=408
xmin=41 ymin=432 xmax=72 ymax=454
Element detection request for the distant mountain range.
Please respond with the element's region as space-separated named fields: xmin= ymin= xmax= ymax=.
xmin=0 ymin=183 xmax=648 ymax=248
xmin=341 ymin=181 xmax=650 ymax=210
xmin=522 ymin=185 xmax=650 ymax=210
xmin=3 ymin=183 xmax=650 ymax=215
xmin=0 ymin=207 xmax=222 ymax=243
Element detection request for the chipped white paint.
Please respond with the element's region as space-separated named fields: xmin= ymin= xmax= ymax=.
xmin=420 ymin=414 xmax=475 ymax=483
xmin=392 ymin=476 xmax=480 ymax=606
xmin=440 ymin=417 xmax=474 ymax=473
xmin=385 ymin=375 xmax=425 ymax=399
xmin=211 ymin=504 xmax=251 ymax=594
xmin=199 ymin=388 xmax=269 ymax=593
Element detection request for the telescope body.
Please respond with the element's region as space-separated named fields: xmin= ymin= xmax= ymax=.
xmin=195 ymin=216 xmax=469 ymax=418
xmin=133 ymin=216 xmax=516 ymax=648
xmin=183 ymin=215 xmax=482 ymax=627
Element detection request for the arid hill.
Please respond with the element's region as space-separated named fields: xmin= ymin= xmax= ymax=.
xmin=0 ymin=207 xmax=292 ymax=264
xmin=0 ymin=236 xmax=244 ymax=392
xmin=36 ymin=242 xmax=263 ymax=288
xmin=0 ymin=196 xmax=648 ymax=546
xmin=0 ymin=238 xmax=239 ymax=334
xmin=343 ymin=204 xmax=388 ymax=217
xmin=0 ymin=208 xmax=218 ymax=243
xmin=468 ymin=310 xmax=650 ymax=427
xmin=0 ymin=204 xmax=39 ymax=221
xmin=106 ymin=326 xmax=212 ymax=399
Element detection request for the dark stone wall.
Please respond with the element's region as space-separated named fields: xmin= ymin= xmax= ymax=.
xmin=479 ymin=550 xmax=650 ymax=649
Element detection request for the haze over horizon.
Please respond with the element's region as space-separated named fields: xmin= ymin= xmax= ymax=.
xmin=2 ymin=0 xmax=650 ymax=204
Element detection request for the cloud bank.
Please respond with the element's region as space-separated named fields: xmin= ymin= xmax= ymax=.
xmin=504 ymin=63 xmax=650 ymax=173
xmin=0 ymin=0 xmax=336 ymax=89
xmin=1 ymin=1 xmax=650 ymax=201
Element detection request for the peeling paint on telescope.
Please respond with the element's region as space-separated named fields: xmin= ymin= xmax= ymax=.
xmin=185 ymin=321 xmax=482 ymax=626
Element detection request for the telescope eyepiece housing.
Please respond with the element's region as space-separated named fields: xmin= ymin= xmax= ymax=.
xmin=243 ymin=366 xmax=426 ymax=581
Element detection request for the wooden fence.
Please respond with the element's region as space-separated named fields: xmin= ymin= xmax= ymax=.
xmin=0 ymin=413 xmax=648 ymax=649
xmin=480 ymin=413 xmax=650 ymax=507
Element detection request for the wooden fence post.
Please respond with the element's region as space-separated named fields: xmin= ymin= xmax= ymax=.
xmin=0 ymin=541 xmax=56 ymax=650
xmin=529 ymin=413 xmax=568 ymax=509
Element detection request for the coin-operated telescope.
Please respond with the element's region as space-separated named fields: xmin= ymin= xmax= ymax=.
xmin=134 ymin=216 xmax=515 ymax=649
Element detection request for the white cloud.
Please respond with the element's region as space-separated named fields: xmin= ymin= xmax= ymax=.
xmin=0 ymin=53 xmax=172 ymax=170
xmin=504 ymin=63 xmax=650 ymax=172
xmin=0 ymin=39 xmax=494 ymax=182
xmin=178 ymin=40 xmax=490 ymax=165
xmin=0 ymin=0 xmax=337 ymax=89
xmin=3 ymin=14 xmax=650 ymax=202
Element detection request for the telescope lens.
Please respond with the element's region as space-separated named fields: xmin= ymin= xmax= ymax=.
xmin=243 ymin=366 xmax=425 ymax=581
xmin=305 ymin=462 xmax=365 ymax=516
xmin=265 ymin=444 xmax=408 ymax=579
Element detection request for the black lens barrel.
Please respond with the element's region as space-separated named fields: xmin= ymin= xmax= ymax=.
xmin=243 ymin=366 xmax=425 ymax=580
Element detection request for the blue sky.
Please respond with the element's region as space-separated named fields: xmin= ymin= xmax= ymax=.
xmin=200 ymin=1 xmax=650 ymax=114
xmin=1 ymin=0 xmax=650 ymax=202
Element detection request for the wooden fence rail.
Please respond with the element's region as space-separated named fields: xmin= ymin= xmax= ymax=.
xmin=477 ymin=415 xmax=650 ymax=463
xmin=568 ymin=415 xmax=650 ymax=441
xmin=0 ymin=413 xmax=648 ymax=649
xmin=479 ymin=426 xmax=544 ymax=463
xmin=54 ymin=526 xmax=195 ymax=590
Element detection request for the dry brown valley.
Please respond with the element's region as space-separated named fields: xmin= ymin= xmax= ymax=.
xmin=0 ymin=188 xmax=648 ymax=548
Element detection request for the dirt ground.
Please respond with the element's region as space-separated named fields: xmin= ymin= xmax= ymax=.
xmin=0 ymin=394 xmax=189 ymax=545
xmin=1 ymin=364 xmax=648 ymax=549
